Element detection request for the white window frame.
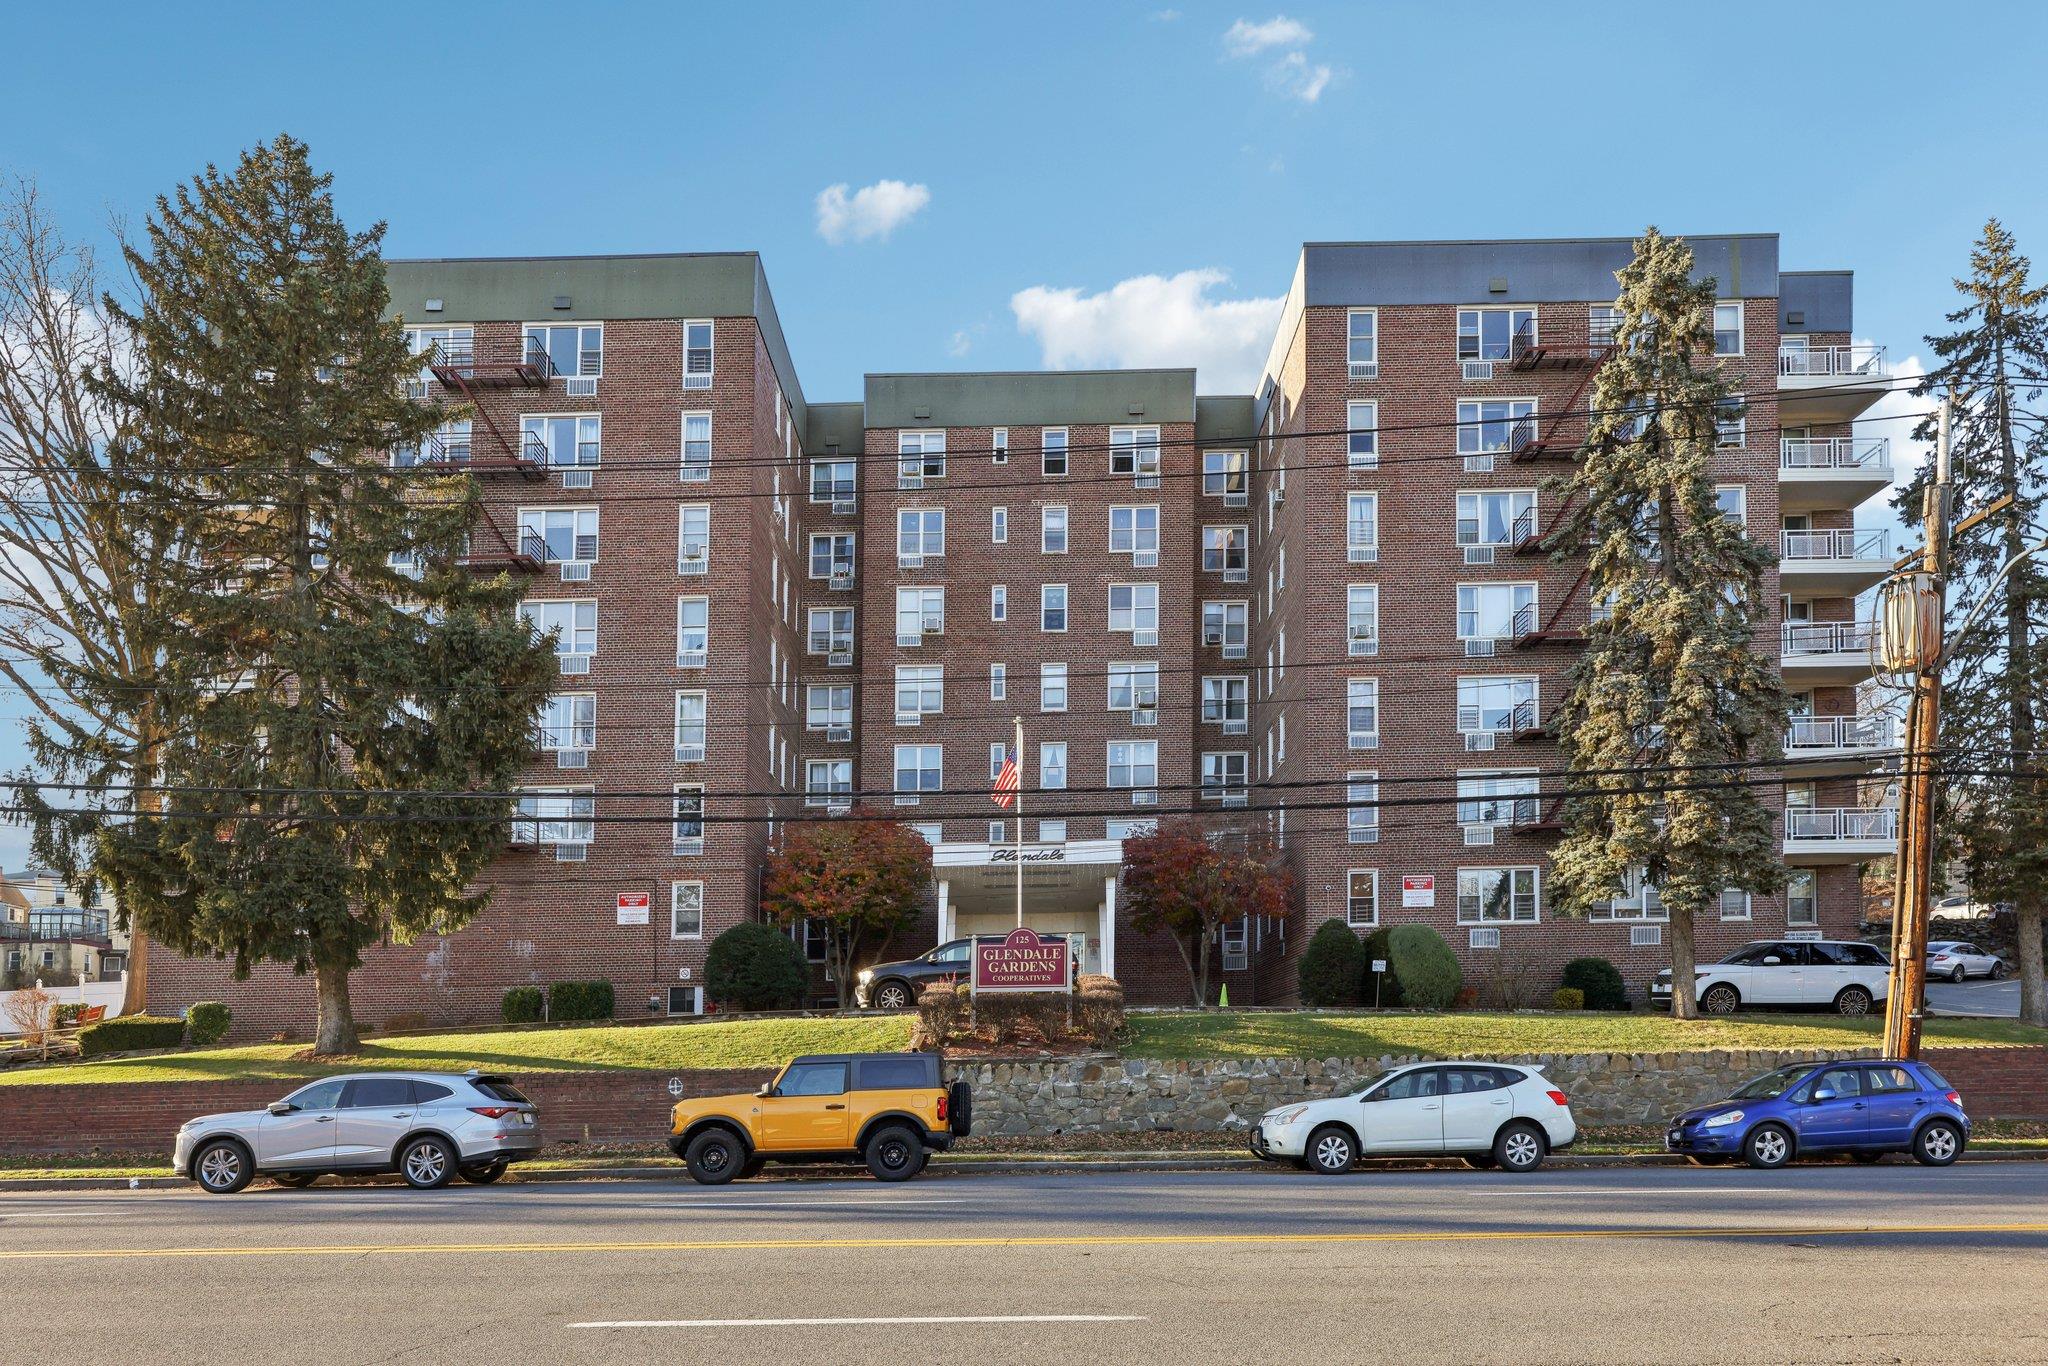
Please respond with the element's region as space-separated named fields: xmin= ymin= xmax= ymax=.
xmin=1042 ymin=505 xmax=1069 ymax=554
xmin=897 ymin=508 xmax=945 ymax=564
xmin=1457 ymin=306 xmax=1536 ymax=362
xmin=1347 ymin=400 xmax=1378 ymax=470
xmin=673 ymin=691 xmax=708 ymax=762
xmin=1109 ymin=504 xmax=1161 ymax=558
xmin=898 ymin=430 xmax=947 ymax=486
xmin=990 ymin=663 xmax=1007 ymax=701
xmin=809 ymin=456 xmax=856 ymax=504
xmin=1202 ymin=599 xmax=1249 ymax=655
xmin=513 ymin=787 xmax=594 ymax=846
xmin=519 ymin=599 xmax=596 ymax=659
xmin=1456 ymin=489 xmax=1536 ymax=548
xmin=1346 ymin=492 xmax=1379 ymax=560
xmin=672 ymin=784 xmax=706 ymax=853
xmin=895 ymin=586 xmax=945 ymax=645
xmin=518 ymin=506 xmax=599 ymax=565
xmin=1040 ymin=741 xmax=1067 ymax=790
xmin=677 ymin=504 xmax=710 ymax=574
xmin=1109 ymin=425 xmax=1162 ymax=487
xmin=1713 ymin=301 xmax=1744 ymax=357
xmin=991 ymin=427 xmax=1009 ymax=465
xmin=1041 ymin=427 xmax=1069 ymax=477
xmin=1347 ymin=678 xmax=1380 ymax=749
xmin=893 ymin=744 xmax=943 ymax=804
xmin=1108 ymin=582 xmax=1160 ymax=638
xmin=1457 ymin=866 xmax=1541 ymax=925
xmin=1040 ymin=662 xmax=1068 ymax=713
xmin=990 ymin=584 xmax=1007 ymax=621
xmin=1202 ymin=449 xmax=1248 ymax=502
xmin=522 ymin=412 xmax=602 ymax=469
xmin=1109 ymin=661 xmax=1162 ymax=714
xmin=991 ymin=506 xmax=1008 ymax=544
xmin=805 ymin=684 xmax=853 ymax=732
xmin=1458 ymin=582 xmax=1537 ymax=643
xmin=1202 ymin=525 xmax=1248 ymax=576
xmin=1040 ymin=583 xmax=1068 ymax=632
xmin=670 ymin=880 xmax=705 ymax=940
xmin=1346 ymin=308 xmax=1378 ymax=378
xmin=682 ymin=319 xmax=714 ymax=388
xmin=809 ymin=532 xmax=856 ymax=580
xmin=1346 ymin=869 xmax=1380 ymax=927
xmin=1456 ymin=769 xmax=1540 ymax=829
xmin=536 ymin=692 xmax=595 ymax=752
xmin=807 ymin=606 xmax=854 ymax=657
xmin=675 ymin=596 xmax=709 ymax=667
xmin=1106 ymin=740 xmax=1159 ymax=791
xmin=1200 ymin=750 xmax=1249 ymax=803
xmin=804 ymin=760 xmax=853 ymax=808
xmin=894 ymin=664 xmax=944 ymax=721
xmin=1346 ymin=771 xmax=1379 ymax=844
xmin=1346 ymin=584 xmax=1379 ymax=656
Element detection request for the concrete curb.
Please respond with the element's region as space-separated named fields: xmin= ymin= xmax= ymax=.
xmin=4 ymin=1146 xmax=2043 ymax=1191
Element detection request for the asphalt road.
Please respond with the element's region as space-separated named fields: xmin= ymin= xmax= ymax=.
xmin=1928 ymin=976 xmax=2022 ymax=1017
xmin=3 ymin=1164 xmax=2045 ymax=1364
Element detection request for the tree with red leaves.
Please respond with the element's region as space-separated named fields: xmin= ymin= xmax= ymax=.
xmin=760 ymin=808 xmax=934 ymax=1008
xmin=1120 ymin=819 xmax=1293 ymax=1006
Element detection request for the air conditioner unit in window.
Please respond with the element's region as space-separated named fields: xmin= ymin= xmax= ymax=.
xmin=676 ymin=649 xmax=707 ymax=669
xmin=1349 ymin=362 xmax=1379 ymax=380
xmin=1224 ymin=492 xmax=1248 ymax=509
xmin=1223 ymin=643 xmax=1247 ymax=660
xmin=558 ymin=654 xmax=591 ymax=676
xmin=828 ymin=650 xmax=853 ymax=667
xmin=896 ymin=631 xmax=921 ymax=648
xmin=1130 ymin=790 xmax=1157 ymax=806
xmin=829 ymin=568 xmax=854 ymax=591
xmin=831 ymin=499 xmax=856 ymax=516
xmin=1469 ymin=927 xmax=1501 ymax=949
xmin=555 ymin=749 xmax=589 ymax=769
xmin=679 ymin=546 xmax=708 ymax=576
xmin=898 ymin=553 xmax=924 ymax=570
xmin=1203 ymin=628 xmax=1224 ymax=646
xmin=1464 ymin=731 xmax=1497 ymax=752
xmin=1465 ymin=638 xmax=1496 ymax=658
xmin=1132 ymin=707 xmax=1158 ymax=727
xmin=1348 ymin=544 xmax=1379 ymax=564
xmin=1224 ymin=718 xmax=1247 ymax=736
xmin=565 ymin=376 xmax=598 ymax=397
xmin=562 ymin=469 xmax=595 ymax=491
xmin=1224 ymin=568 xmax=1248 ymax=584
xmin=680 ymin=465 xmax=711 ymax=484
xmin=825 ymin=726 xmax=852 ymax=743
xmin=672 ymin=840 xmax=703 ymax=858
xmin=895 ymin=711 xmax=922 ymax=726
xmin=898 ymin=474 xmax=924 ymax=490
xmin=1133 ymin=551 xmax=1158 ymax=568
xmin=1349 ymin=827 xmax=1379 ymax=845
xmin=674 ymin=743 xmax=705 ymax=763
xmin=1349 ymin=732 xmax=1379 ymax=750
xmin=553 ymin=842 xmax=588 ymax=863
xmin=1464 ymin=545 xmax=1496 ymax=566
xmin=1631 ymin=925 xmax=1663 ymax=947
xmin=1133 ymin=629 xmax=1158 ymax=648
xmin=560 ymin=561 xmax=592 ymax=582
xmin=921 ymin=614 xmax=944 ymax=634
xmin=684 ymin=374 xmax=711 ymax=391
xmin=1464 ymin=454 xmax=1495 ymax=473
xmin=1221 ymin=791 xmax=1248 ymax=808
xmin=1222 ymin=946 xmax=1249 ymax=972
xmin=826 ymin=802 xmax=851 ymax=816
xmin=1348 ymin=634 xmax=1378 ymax=658
xmin=1462 ymin=360 xmax=1494 ymax=381
xmin=1464 ymin=825 xmax=1496 ymax=847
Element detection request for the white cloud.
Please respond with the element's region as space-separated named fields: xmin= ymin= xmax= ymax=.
xmin=814 ymin=179 xmax=931 ymax=245
xmin=1010 ymin=269 xmax=1285 ymax=394
xmin=1150 ymin=8 xmax=1183 ymax=21
xmin=947 ymin=329 xmax=974 ymax=358
xmin=1271 ymin=50 xmax=1334 ymax=102
xmin=1224 ymin=16 xmax=1312 ymax=55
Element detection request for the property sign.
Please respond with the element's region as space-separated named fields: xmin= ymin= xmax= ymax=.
xmin=1401 ymin=875 xmax=1436 ymax=908
xmin=1371 ymin=959 xmax=1387 ymax=974
xmin=972 ymin=927 xmax=1071 ymax=993
xmin=616 ymin=892 xmax=651 ymax=926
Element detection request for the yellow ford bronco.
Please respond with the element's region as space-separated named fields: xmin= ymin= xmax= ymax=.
xmin=667 ymin=1051 xmax=971 ymax=1184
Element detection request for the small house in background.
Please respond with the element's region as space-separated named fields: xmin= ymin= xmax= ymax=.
xmin=2 ymin=867 xmax=127 ymax=987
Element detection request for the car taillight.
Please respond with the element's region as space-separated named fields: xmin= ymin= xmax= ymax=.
xmin=1945 ymin=1091 xmax=1961 ymax=1106
xmin=936 ymin=1094 xmax=949 ymax=1122
xmin=1546 ymin=1089 xmax=1570 ymax=1108
xmin=469 ymin=1106 xmax=516 ymax=1119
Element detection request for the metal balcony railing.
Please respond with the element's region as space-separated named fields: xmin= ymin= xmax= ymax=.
xmin=1784 ymin=806 xmax=1898 ymax=842
xmin=1780 ymin=528 xmax=1892 ymax=562
xmin=2 ymin=911 xmax=111 ymax=941
xmin=1782 ymin=621 xmax=1878 ymax=656
xmin=1780 ymin=437 xmax=1891 ymax=473
xmin=1785 ymin=715 xmax=1897 ymax=752
xmin=1779 ymin=344 xmax=1888 ymax=379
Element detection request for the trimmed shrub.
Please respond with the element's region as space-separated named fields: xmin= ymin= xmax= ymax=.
xmin=547 ymin=980 xmax=615 ymax=1022
xmin=185 ymin=1002 xmax=233 ymax=1046
xmin=1298 ymin=920 xmax=1367 ymax=1007
xmin=1552 ymin=987 xmax=1585 ymax=1011
xmin=973 ymin=991 xmax=1068 ymax=1047
xmin=1561 ymin=956 xmax=1630 ymax=1012
xmin=1360 ymin=928 xmax=1405 ymax=1007
xmin=1387 ymin=924 xmax=1463 ymax=1010
xmin=911 ymin=980 xmax=970 ymax=1050
xmin=501 ymin=986 xmax=544 ymax=1024
xmin=704 ymin=922 xmax=810 ymax=1012
xmin=79 ymin=1015 xmax=186 ymax=1058
xmin=1075 ymin=974 xmax=1126 ymax=1044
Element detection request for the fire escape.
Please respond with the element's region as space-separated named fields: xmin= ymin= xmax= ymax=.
xmin=1502 ymin=317 xmax=1617 ymax=650
xmin=411 ymin=335 xmax=553 ymax=574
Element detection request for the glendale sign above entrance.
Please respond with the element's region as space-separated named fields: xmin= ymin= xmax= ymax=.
xmin=972 ymin=927 xmax=1071 ymax=993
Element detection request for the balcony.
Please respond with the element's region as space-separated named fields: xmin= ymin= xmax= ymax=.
xmin=458 ymin=528 xmax=548 ymax=575
xmin=1779 ymin=437 xmax=1893 ymax=511
xmin=1778 ymin=344 xmax=1889 ymax=422
xmin=426 ymin=339 xmax=553 ymax=391
xmin=1783 ymin=805 xmax=1897 ymax=864
xmin=2 ymin=911 xmax=112 ymax=943
xmin=1779 ymin=528 xmax=1893 ymax=593
xmin=1784 ymin=714 xmax=1898 ymax=776
xmin=1780 ymin=621 xmax=1878 ymax=685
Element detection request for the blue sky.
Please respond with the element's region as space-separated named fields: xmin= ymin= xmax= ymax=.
xmin=3 ymin=0 xmax=2045 ymax=864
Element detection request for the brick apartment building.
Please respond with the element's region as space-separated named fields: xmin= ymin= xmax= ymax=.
xmin=143 ymin=236 xmax=1900 ymax=1030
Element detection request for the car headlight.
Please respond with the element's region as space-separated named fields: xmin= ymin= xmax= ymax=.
xmin=1265 ymin=1105 xmax=1311 ymax=1126
xmin=857 ymin=969 xmax=874 ymax=982
xmin=1702 ymin=1109 xmax=1745 ymax=1129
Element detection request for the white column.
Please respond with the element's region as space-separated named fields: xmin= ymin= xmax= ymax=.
xmin=936 ymin=879 xmax=952 ymax=945
xmin=1100 ymin=875 xmax=1118 ymax=980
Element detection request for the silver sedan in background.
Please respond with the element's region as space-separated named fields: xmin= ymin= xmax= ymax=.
xmin=1926 ymin=941 xmax=2008 ymax=983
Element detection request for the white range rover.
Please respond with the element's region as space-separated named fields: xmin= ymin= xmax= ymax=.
xmin=1650 ymin=939 xmax=1891 ymax=1015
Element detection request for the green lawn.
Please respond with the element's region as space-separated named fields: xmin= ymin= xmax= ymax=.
xmin=1120 ymin=1010 xmax=2048 ymax=1061
xmin=0 ymin=1015 xmax=915 ymax=1087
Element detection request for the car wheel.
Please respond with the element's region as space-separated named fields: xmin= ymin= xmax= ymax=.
xmin=1834 ymin=985 xmax=1874 ymax=1017
xmin=1305 ymin=1124 xmax=1356 ymax=1175
xmin=398 ymin=1135 xmax=456 ymax=1190
xmin=191 ymin=1140 xmax=254 ymax=1194
xmin=1743 ymin=1123 xmax=1793 ymax=1169
xmin=269 ymin=1171 xmax=319 ymax=1189
xmin=684 ymin=1129 xmax=746 ymax=1185
xmin=1991 ymin=961 xmax=2010 ymax=980
xmin=1949 ymin=965 xmax=1967 ymax=984
xmin=1465 ymin=1154 xmax=1498 ymax=1170
xmin=1913 ymin=1119 xmax=1964 ymax=1167
xmin=864 ymin=1124 xmax=928 ymax=1181
xmin=459 ymin=1161 xmax=508 ymax=1184
xmin=874 ymin=981 xmax=912 ymax=1011
xmin=1851 ymin=1151 xmax=1884 ymax=1164
xmin=1700 ymin=985 xmax=1739 ymax=1015
xmin=1494 ymin=1122 xmax=1546 ymax=1173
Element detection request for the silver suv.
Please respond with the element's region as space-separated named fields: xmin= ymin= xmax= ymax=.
xmin=174 ymin=1071 xmax=541 ymax=1194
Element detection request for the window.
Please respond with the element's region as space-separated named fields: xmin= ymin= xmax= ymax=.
xmin=1719 ymin=887 xmax=1753 ymax=922
xmin=1203 ymin=450 xmax=1248 ymax=501
xmin=519 ymin=599 xmax=596 ymax=658
xmin=1041 ymin=427 xmax=1068 ymax=476
xmin=807 ymin=607 xmax=854 ymax=657
xmin=804 ymin=759 xmax=853 ymax=807
xmin=1202 ymin=525 xmax=1248 ymax=576
xmin=990 ymin=585 xmax=1007 ymax=622
xmin=1347 ymin=870 xmax=1379 ymax=927
xmin=898 ymin=430 xmax=946 ymax=485
xmin=1040 ymin=663 xmax=1068 ymax=712
xmin=1347 ymin=678 xmax=1379 ymax=748
xmin=809 ymin=457 xmax=855 ymax=503
xmin=990 ymin=663 xmax=1006 ymax=700
xmin=1200 ymin=751 xmax=1248 ymax=802
xmin=1038 ymin=819 xmax=1068 ymax=843
xmin=1787 ymin=870 xmax=1818 ymax=926
xmin=1108 ymin=583 xmax=1159 ymax=638
xmin=1457 ymin=490 xmax=1535 ymax=547
xmin=1346 ymin=584 xmax=1379 ymax=655
xmin=522 ymin=413 xmax=601 ymax=469
xmin=988 ymin=743 xmax=1008 ymax=781
xmin=806 ymin=684 xmax=852 ymax=732
xmin=342 ymin=1077 xmax=417 ymax=1110
xmin=682 ymin=319 xmax=714 ymax=387
xmin=536 ymin=693 xmax=595 ymax=752
xmin=1458 ymin=307 xmax=1535 ymax=361
xmin=1346 ymin=493 xmax=1379 ymax=559
xmin=1107 ymin=741 xmax=1158 ymax=791
xmin=1347 ymin=401 xmax=1378 ymax=470
xmin=1588 ymin=305 xmax=1623 ymax=349
xmin=1109 ymin=505 xmax=1161 ymax=558
xmin=1109 ymin=662 xmax=1162 ymax=714
xmin=894 ymin=665 xmax=943 ymax=720
xmin=673 ymin=691 xmax=707 ymax=761
xmin=1346 ymin=772 xmax=1379 ymax=843
xmin=1040 ymin=741 xmax=1067 ymax=789
xmin=675 ymin=596 xmax=709 ymax=666
xmin=809 ymin=533 xmax=856 ymax=579
xmin=670 ymin=881 xmax=704 ymax=940
xmin=897 ymin=509 xmax=945 ymax=564
xmin=991 ymin=506 xmax=1008 ymax=544
xmin=1110 ymin=426 xmax=1161 ymax=486
xmin=394 ymin=417 xmax=471 ymax=469
xmin=524 ymin=322 xmax=602 ymax=379
xmin=1713 ymin=302 xmax=1744 ymax=357
xmin=895 ymin=587 xmax=945 ymax=645
xmin=286 ymin=1079 xmax=350 ymax=1112
xmin=1458 ymin=582 xmax=1536 ymax=642
xmin=518 ymin=507 xmax=598 ymax=564
xmin=1203 ymin=599 xmax=1249 ymax=655
xmin=670 ymin=410 xmax=711 ymax=482
xmin=1716 ymin=396 xmax=1746 ymax=448
xmin=1041 ymin=505 xmax=1068 ymax=553
xmin=991 ymin=427 xmax=1009 ymax=464
xmin=514 ymin=788 xmax=593 ymax=845
xmin=1457 ymin=399 xmax=1536 ymax=460
xmin=1457 ymin=771 xmax=1539 ymax=828
xmin=893 ymin=744 xmax=942 ymax=803
xmin=671 ymin=785 xmax=705 ymax=852
xmin=1347 ymin=308 xmax=1378 ymax=376
xmin=1457 ymin=676 xmax=1537 ymax=735
xmin=677 ymin=504 xmax=710 ymax=572
xmin=1458 ymin=867 xmax=1540 ymax=924
xmin=404 ymin=325 xmax=472 ymax=384
xmin=1715 ymin=485 xmax=1747 ymax=529
xmin=1201 ymin=675 xmax=1249 ymax=730
xmin=1040 ymin=583 xmax=1068 ymax=632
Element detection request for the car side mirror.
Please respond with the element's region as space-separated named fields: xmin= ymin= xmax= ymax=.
xmin=1812 ymin=1087 xmax=1836 ymax=1103
xmin=1762 ymin=956 xmax=1782 ymax=964
xmin=756 ymin=1083 xmax=774 ymax=1099
xmin=268 ymin=1101 xmax=294 ymax=1116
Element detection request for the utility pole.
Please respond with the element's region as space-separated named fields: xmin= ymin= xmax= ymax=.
xmin=1884 ymin=398 xmax=1952 ymax=1059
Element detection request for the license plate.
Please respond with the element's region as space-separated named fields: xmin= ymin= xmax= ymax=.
xmin=518 ymin=1112 xmax=535 ymax=1126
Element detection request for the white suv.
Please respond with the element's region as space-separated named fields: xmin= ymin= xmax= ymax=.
xmin=1251 ymin=1062 xmax=1578 ymax=1175
xmin=1651 ymin=939 xmax=1890 ymax=1015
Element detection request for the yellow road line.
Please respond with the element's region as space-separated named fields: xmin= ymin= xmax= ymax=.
xmin=3 ymin=1222 xmax=2046 ymax=1261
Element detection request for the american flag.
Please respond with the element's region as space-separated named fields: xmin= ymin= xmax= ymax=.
xmin=991 ymin=747 xmax=1021 ymax=808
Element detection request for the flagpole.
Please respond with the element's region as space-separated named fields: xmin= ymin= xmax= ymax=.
xmin=1013 ymin=715 xmax=1025 ymax=929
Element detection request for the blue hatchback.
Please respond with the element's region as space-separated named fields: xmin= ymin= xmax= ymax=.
xmin=1665 ymin=1059 xmax=1969 ymax=1169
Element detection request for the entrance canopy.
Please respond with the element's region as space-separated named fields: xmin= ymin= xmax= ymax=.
xmin=933 ymin=839 xmax=1122 ymax=978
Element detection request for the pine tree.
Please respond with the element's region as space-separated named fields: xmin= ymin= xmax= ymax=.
xmin=1547 ymin=228 xmax=1786 ymax=1019
xmin=1895 ymin=220 xmax=2048 ymax=1026
xmin=48 ymin=136 xmax=556 ymax=1054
